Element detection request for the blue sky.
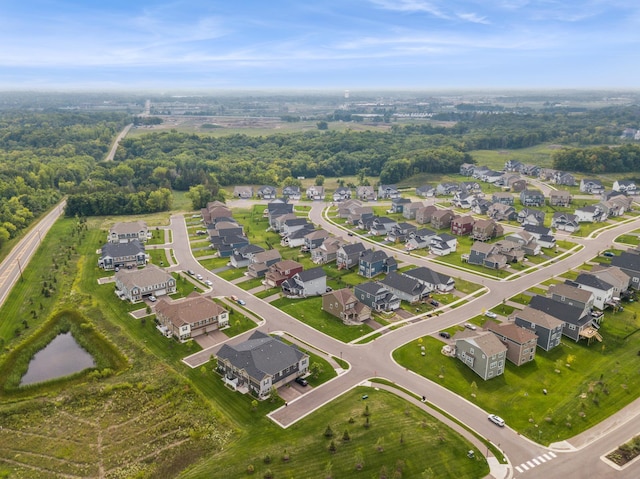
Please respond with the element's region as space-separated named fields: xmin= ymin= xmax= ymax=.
xmin=0 ymin=0 xmax=637 ymax=90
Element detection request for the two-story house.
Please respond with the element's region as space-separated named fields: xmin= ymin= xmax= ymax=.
xmin=549 ymin=190 xmax=572 ymax=207
xmin=451 ymin=215 xmax=475 ymax=236
xmin=401 ymin=266 xmax=455 ymax=292
xmin=378 ymin=184 xmax=401 ymax=199
xmin=256 ymin=185 xmax=277 ymax=200
xmin=429 ymin=234 xmax=457 ymax=256
xmin=98 ymin=240 xmax=147 ymax=270
xmin=454 ymin=330 xmax=507 ymax=380
xmin=281 ymin=267 xmax=327 ymax=298
xmin=156 ymin=293 xmax=229 ymax=341
xmin=322 ymin=288 xmax=371 ymax=324
xmin=486 ymin=321 xmax=538 ymax=366
xmin=108 ymin=221 xmax=149 ymax=244
xmin=471 ymin=219 xmax=503 ymax=242
xmin=358 ymin=249 xmax=397 ymax=278
xmin=336 ymin=243 xmax=367 ymax=270
xmin=512 ymin=306 xmax=564 ymax=351
xmin=264 ymin=260 xmax=304 ymax=288
xmin=378 ymin=272 xmax=430 ymax=304
xmin=519 ymin=189 xmax=545 ymax=207
xmin=115 ymin=264 xmax=176 ymax=303
xmin=354 ymin=282 xmax=400 ymax=312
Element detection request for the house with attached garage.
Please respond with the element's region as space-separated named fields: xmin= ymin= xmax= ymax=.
xmin=523 ymin=224 xmax=556 ymax=249
xmin=492 ymin=192 xmax=515 ymax=206
xmin=378 ymin=184 xmax=401 ymax=199
xmin=302 ymin=229 xmax=330 ymax=252
xmin=430 ymin=209 xmax=455 ymax=230
xmin=201 ymin=201 xmax=233 ymax=224
xmin=486 ymin=321 xmax=538 ymax=366
xmin=332 ymin=186 xmax=352 ymax=202
xmin=450 ymin=215 xmax=475 ymax=236
xmin=403 ymin=201 xmax=424 ymax=220
xmin=405 ymin=228 xmax=437 ymax=251
xmin=553 ymin=171 xmax=576 ymax=186
xmin=512 ymin=306 xmax=564 ymax=351
xmin=264 ymin=260 xmax=304 ymax=288
xmin=467 ymin=242 xmax=507 ymax=269
xmin=115 ymin=264 xmax=176 ymax=303
xmin=452 ymin=191 xmax=475 ymax=209
xmin=311 ymin=237 xmax=345 ymax=265
xmin=336 ymin=242 xmax=367 ymax=270
xmin=354 ymin=282 xmax=401 ymax=312
xmin=108 ymin=221 xmax=149 ymax=244
xmin=610 ymin=252 xmax=640 ymax=290
xmin=256 ymin=185 xmax=277 ymax=200
xmin=504 ymin=231 xmax=541 ymax=256
xmin=401 ymin=266 xmax=455 ymax=292
xmin=98 ymin=240 xmax=147 ymax=270
xmin=281 ymin=267 xmax=327 ymax=298
xmin=580 ymin=179 xmax=605 ymax=195
xmin=590 ymin=265 xmax=631 ymax=298
xmin=459 ymin=163 xmax=476 ymax=176
xmin=575 ymin=204 xmax=607 ymax=223
xmin=379 ymin=272 xmax=430 ymax=304
xmin=416 ymin=184 xmax=436 ymax=198
xmin=471 ymin=218 xmax=503 ymax=242
xmin=528 ymin=295 xmax=598 ymax=343
xmin=265 ymin=202 xmax=294 ymax=230
xmin=155 ymin=293 xmax=229 ymax=341
xmin=504 ymin=159 xmax=524 ymax=172
xmin=415 ymin=205 xmax=438 ymax=224
xmin=247 ymin=249 xmax=282 ymax=278
xmin=454 ymin=330 xmax=507 ymax=380
xmin=322 ymin=288 xmax=371 ymax=324
xmin=551 ymin=212 xmax=580 ymax=232
xmin=436 ymin=182 xmax=460 ymax=196
xmin=306 ymin=185 xmax=324 ymax=201
xmin=358 ymin=249 xmax=397 ymax=278
xmin=471 ymin=198 xmax=492 ymax=216
xmin=230 ymin=244 xmax=265 ymax=269
xmin=369 ymin=217 xmax=398 ymax=236
xmin=390 ymin=197 xmax=411 ymax=213
xmin=460 ymin=181 xmax=482 ymax=193
xmin=487 ymin=203 xmax=517 ymax=222
xmin=517 ymin=208 xmax=546 ymax=227
xmin=386 ymin=222 xmax=417 ymax=243
xmin=281 ymin=225 xmax=315 ymax=248
xmin=282 ymin=185 xmax=301 ymax=200
xmin=521 ymin=164 xmax=541 ymax=177
xmin=547 ymin=282 xmax=594 ymax=316
xmin=572 ymin=274 xmax=615 ymax=310
xmin=356 ymin=185 xmax=376 ymax=201
xmin=233 ymin=186 xmax=253 ymax=199
xmin=549 ymin=190 xmax=572 ymax=207
xmin=429 ymin=233 xmax=457 ymax=256
xmin=613 ymin=179 xmax=637 ymax=195
xmin=216 ymin=331 xmax=309 ymax=399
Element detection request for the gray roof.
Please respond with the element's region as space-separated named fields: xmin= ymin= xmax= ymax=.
xmin=529 ymin=295 xmax=590 ymax=326
xmin=402 ymin=266 xmax=452 ymax=286
xmin=360 ymin=249 xmax=391 ymax=264
xmin=101 ymin=240 xmax=145 ymax=258
xmin=341 ymin=242 xmax=366 ymax=255
xmin=515 ymin=306 xmax=564 ymax=330
xmin=611 ymin=251 xmax=640 ymax=273
xmin=574 ymin=273 xmax=614 ymax=291
xmin=355 ymin=282 xmax=388 ymax=296
xmin=296 ymin=267 xmax=326 ymax=282
xmin=379 ymin=272 xmax=427 ymax=296
xmin=216 ymin=331 xmax=305 ymax=381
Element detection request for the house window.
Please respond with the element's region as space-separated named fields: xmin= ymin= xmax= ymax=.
xmin=490 ymin=361 xmax=497 ymax=369
xmin=469 ymin=348 xmax=474 ymax=355
xmin=569 ymin=324 xmax=576 ymax=330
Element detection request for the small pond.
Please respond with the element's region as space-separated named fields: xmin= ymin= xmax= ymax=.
xmin=20 ymin=332 xmax=96 ymax=386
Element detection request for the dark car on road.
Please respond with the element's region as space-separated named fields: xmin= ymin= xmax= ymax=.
xmin=295 ymin=377 xmax=308 ymax=386
xmin=439 ymin=331 xmax=451 ymax=339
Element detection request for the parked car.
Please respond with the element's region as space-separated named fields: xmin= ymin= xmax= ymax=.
xmin=237 ymin=299 xmax=246 ymax=305
xmin=439 ymin=331 xmax=451 ymax=339
xmin=204 ymin=279 xmax=213 ymax=286
xmin=148 ymin=295 xmax=156 ymax=302
xmin=196 ymin=273 xmax=203 ymax=280
xmin=295 ymin=376 xmax=308 ymax=387
xmin=429 ymin=299 xmax=440 ymax=307
xmin=484 ymin=311 xmax=497 ymax=318
xmin=186 ymin=269 xmax=195 ymax=275
xmin=603 ymin=251 xmax=615 ymax=257
xmin=488 ymin=414 xmax=505 ymax=427
xmin=464 ymin=323 xmax=477 ymax=330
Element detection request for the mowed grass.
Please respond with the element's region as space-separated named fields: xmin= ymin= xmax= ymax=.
xmin=271 ymin=296 xmax=374 ymax=342
xmin=394 ymin=302 xmax=640 ymax=445
xmin=181 ymin=387 xmax=489 ymax=479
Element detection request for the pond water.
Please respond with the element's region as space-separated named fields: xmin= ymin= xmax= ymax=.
xmin=20 ymin=332 xmax=96 ymax=386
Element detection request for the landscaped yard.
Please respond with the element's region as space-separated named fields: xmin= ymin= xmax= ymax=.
xmin=393 ymin=301 xmax=640 ymax=445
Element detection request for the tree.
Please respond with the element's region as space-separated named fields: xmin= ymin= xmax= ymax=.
xmin=317 ymin=121 xmax=329 ymax=130
xmin=315 ymin=175 xmax=325 ymax=186
xmin=186 ymin=184 xmax=213 ymax=209
xmin=251 ymin=400 xmax=258 ymax=411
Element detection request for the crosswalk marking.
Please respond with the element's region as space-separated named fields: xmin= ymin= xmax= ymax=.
xmin=515 ymin=452 xmax=558 ymax=474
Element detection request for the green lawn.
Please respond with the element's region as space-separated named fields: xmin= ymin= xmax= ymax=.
xmin=615 ymin=233 xmax=640 ymax=246
xmin=271 ymin=296 xmax=374 ymax=342
xmin=181 ymin=387 xmax=489 ymax=479
xmin=394 ymin=302 xmax=640 ymax=445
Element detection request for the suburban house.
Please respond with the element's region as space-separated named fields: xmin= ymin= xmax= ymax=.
xmin=572 ymin=274 xmax=615 ymax=310
xmin=403 ymin=201 xmax=424 ymax=220
xmin=281 ymin=217 xmax=310 ymax=237
xmin=504 ymin=231 xmax=541 ymax=256
xmin=603 ymin=195 xmax=633 ymax=217
xmin=401 ymin=266 xmax=455 ymax=292
xmin=332 ymin=186 xmax=352 ymax=202
xmin=256 ymin=185 xmax=277 ymax=199
xmin=580 ymin=179 xmax=605 ymax=195
xmin=210 ymin=233 xmax=249 ymax=258
xmin=590 ymin=265 xmax=631 ymax=298
xmin=471 ymin=219 xmax=503 ymax=242
xmin=467 ymin=242 xmax=507 ymax=269
xmin=354 ymin=282 xmax=401 ymax=312
xmin=358 ymin=249 xmax=397 ymax=278
xmin=233 ymin=186 xmax=253 ymax=199
xmin=247 ymin=249 xmax=282 ymax=278
xmin=481 ymin=170 xmax=504 ymax=184
xmin=216 ymin=331 xmax=309 ymax=399
xmin=528 ymin=295 xmax=597 ymax=343
xmin=311 ymin=237 xmax=346 ymax=265
xmin=306 ymin=185 xmax=325 ymax=201
xmin=281 ymin=226 xmax=315 ymax=249
xmin=460 ymin=181 xmax=482 ymax=193
xmin=450 ymin=215 xmax=475 ymax=236
xmin=378 ymin=184 xmax=401 ymax=199
xmin=108 ymin=221 xmax=148 ymax=244
xmin=517 ymin=208 xmax=546 ymax=227
xmin=521 ymin=164 xmax=541 ymax=177
xmin=430 ymin=209 xmax=455 ymax=230
xmin=378 ymin=272 xmax=430 ymax=304
xmin=486 ymin=321 xmax=538 ymax=366
xmin=611 ymin=252 xmax=640 ymax=289
xmin=487 ymin=203 xmax=517 ymax=222
xmin=471 ymin=198 xmax=492 ymax=216
xmin=405 ymin=228 xmax=437 ymax=251
xmin=337 ymin=199 xmax=363 ymax=217
xmin=575 ymin=204 xmax=607 ymax=223
xmin=390 ymin=197 xmax=411 ymax=213
xmin=547 ymin=282 xmax=594 ymax=316
xmin=336 ymin=242 xmax=367 ymax=270
xmin=504 ymin=159 xmax=524 ymax=172
xmin=415 ymin=205 xmax=438 ymax=224
xmin=452 ymin=191 xmax=475 ymax=209
xmin=553 ymin=171 xmax=576 ymax=186
xmin=512 ymin=306 xmax=564 ymax=351
xmin=369 ymin=217 xmax=398 ymax=236
xmin=347 ymin=207 xmax=374 ymax=226
xmin=494 ymin=240 xmax=525 ymax=263
xmin=492 ymin=192 xmax=515 ymax=205
xmin=356 ymin=185 xmax=376 ymax=201
xmin=454 ymin=330 xmax=507 ymax=380
xmin=522 ymin=225 xmax=556 ymax=248
xmin=281 ymin=267 xmax=327 ymax=298
xmin=436 ymin=182 xmax=460 ymax=196
xmin=613 ymin=179 xmax=637 ymax=195
xmin=264 ymin=260 xmax=304 ymax=287
xmin=230 ymin=244 xmax=265 ymax=269
xmin=459 ymin=163 xmax=476 ymax=176
xmin=155 ymin=293 xmax=229 ymax=341
xmin=415 ymin=184 xmax=436 ymax=197
xmin=549 ymin=190 xmax=572 ymax=207
xmin=201 ymin=201 xmax=233 ymax=224
xmin=265 ymin=202 xmax=294 ymax=230
xmin=471 ymin=165 xmax=490 ymax=180
xmin=282 ymin=185 xmax=301 ymax=200
xmin=302 ymin=229 xmax=330 ymax=252
xmin=520 ymin=189 xmax=545 ymax=207
xmin=98 ymin=240 xmax=147 ymax=270
xmin=551 ymin=212 xmax=580 ymax=232
xmin=429 ymin=233 xmax=457 ymax=256
xmin=322 ymin=288 xmax=372 ymax=324
xmin=386 ymin=222 xmax=417 ymax=243
xmin=114 ymin=264 xmax=176 ymax=303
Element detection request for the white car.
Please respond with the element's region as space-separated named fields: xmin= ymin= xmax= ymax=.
xmin=464 ymin=323 xmax=477 ymax=330
xmin=196 ymin=274 xmax=203 ymax=280
xmin=488 ymin=414 xmax=505 ymax=427
xmin=204 ymin=279 xmax=213 ymax=286
xmin=148 ymin=295 xmax=157 ymax=302
xmin=484 ymin=311 xmax=497 ymax=318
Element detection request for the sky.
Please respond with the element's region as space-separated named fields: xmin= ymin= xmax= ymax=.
xmin=0 ymin=0 xmax=638 ymax=90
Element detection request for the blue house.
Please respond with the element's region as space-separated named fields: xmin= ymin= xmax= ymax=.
xmin=358 ymin=249 xmax=397 ymax=278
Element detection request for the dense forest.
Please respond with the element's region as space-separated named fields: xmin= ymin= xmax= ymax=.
xmin=2 ymin=100 xmax=640 ymax=233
